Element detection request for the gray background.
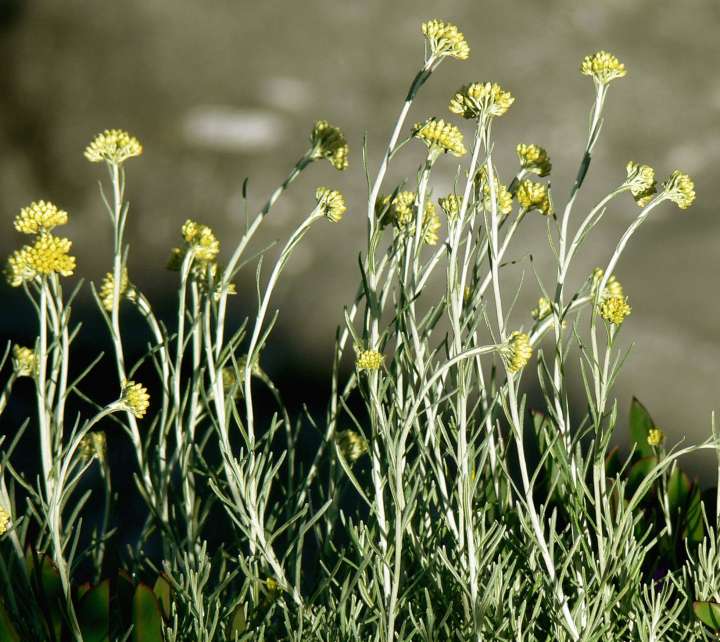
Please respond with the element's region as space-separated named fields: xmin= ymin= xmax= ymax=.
xmin=1 ymin=1 xmax=718 ymax=478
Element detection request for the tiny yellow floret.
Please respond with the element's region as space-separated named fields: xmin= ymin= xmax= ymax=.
xmin=14 ymin=201 xmax=69 ymax=235
xmin=662 ymin=170 xmax=696 ymax=209
xmin=449 ymin=82 xmax=514 ymax=120
xmin=502 ymin=332 xmax=533 ymax=373
xmin=412 ymin=118 xmax=466 ymax=157
xmin=84 ymin=129 xmax=143 ymax=164
xmin=516 ymin=179 xmax=552 ymax=216
xmin=438 ymin=194 xmax=462 ymax=221
xmin=625 ymin=162 xmax=657 ymax=207
xmin=421 ymin=20 xmax=470 ymax=61
xmin=99 ymin=267 xmax=135 ymax=311
xmin=336 ymin=430 xmax=369 ymax=463
xmin=355 ymin=348 xmax=384 ymax=371
xmin=599 ymin=294 xmax=631 ymax=325
xmin=12 ymin=345 xmax=36 ymax=378
xmin=316 ymin=187 xmax=347 ymax=223
xmin=0 ymin=506 xmax=11 ymax=535
xmin=310 ymin=120 xmax=349 ymax=171
xmin=531 ymin=297 xmax=552 ymax=321
xmin=517 ymin=144 xmax=552 ymax=177
xmin=580 ymin=51 xmax=627 ymax=86
xmin=120 ymin=380 xmax=150 ymax=419
xmin=478 ymin=166 xmax=513 ymax=216
xmin=647 ymin=428 xmax=664 ymax=447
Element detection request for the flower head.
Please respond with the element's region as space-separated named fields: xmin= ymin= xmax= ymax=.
xmin=377 ymin=192 xmax=441 ymax=244
xmin=84 ymin=129 xmax=143 ymax=164
xmin=625 ymin=162 xmax=657 ymax=207
xmin=412 ymin=118 xmax=466 ymax=157
xmin=662 ymin=170 xmax=695 ymax=209
xmin=119 ymin=380 xmax=150 ymax=419
xmin=501 ymin=331 xmax=533 ymax=373
xmin=0 ymin=506 xmax=10 ymax=536
xmin=310 ymin=120 xmax=349 ymax=171
xmin=599 ymin=294 xmax=631 ymax=325
xmin=591 ymin=268 xmax=624 ymax=301
xmin=477 ymin=166 xmax=513 ymax=216
xmin=182 ymin=220 xmax=220 ymax=262
xmin=516 ymin=179 xmax=552 ymax=216
xmin=580 ymin=51 xmax=626 ymax=86
xmin=335 ymin=430 xmax=368 ymax=463
xmin=449 ymin=82 xmax=514 ymax=121
xmin=355 ymin=347 xmax=384 ymax=371
xmin=531 ymin=297 xmax=553 ymax=321
xmin=422 ymin=203 xmax=442 ymax=245
xmin=421 ymin=20 xmax=470 ymax=61
xmin=79 ymin=431 xmax=107 ymax=464
xmin=12 ymin=345 xmax=36 ymax=378
xmin=647 ymin=428 xmax=664 ymax=447
xmin=516 ymin=144 xmax=552 ymax=177
xmin=99 ymin=267 xmax=135 ymax=311
xmin=438 ymin=194 xmax=462 ymax=221
xmin=14 ymin=201 xmax=69 ymax=235
xmin=6 ymin=235 xmax=76 ymax=287
xmin=316 ymin=187 xmax=347 ymax=223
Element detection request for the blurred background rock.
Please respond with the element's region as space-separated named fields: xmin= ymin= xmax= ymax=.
xmin=1 ymin=0 xmax=719 ymax=478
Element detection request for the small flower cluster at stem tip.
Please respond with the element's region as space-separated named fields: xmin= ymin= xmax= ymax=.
xmin=377 ymin=192 xmax=441 ymax=245
xmin=12 ymin=345 xmax=36 ymax=378
xmin=438 ymin=193 xmax=462 ymax=221
xmin=625 ymin=161 xmax=657 ymax=207
xmin=412 ymin=118 xmax=466 ymax=157
xmin=14 ymin=201 xmax=68 ymax=235
xmin=531 ymin=297 xmax=552 ymax=321
xmin=516 ymin=179 xmax=552 ymax=216
xmin=517 ymin=144 xmax=552 ymax=177
xmin=79 ymin=432 xmax=107 ymax=464
xmin=599 ymin=294 xmax=631 ymax=326
xmin=449 ymin=82 xmax=514 ymax=121
xmin=7 ymin=231 xmax=76 ymax=287
xmin=0 ymin=505 xmax=10 ymax=536
xmin=647 ymin=428 xmax=664 ymax=447
xmin=84 ymin=129 xmax=143 ymax=164
xmin=662 ymin=170 xmax=696 ymax=209
xmin=477 ymin=166 xmax=513 ymax=216
xmin=355 ymin=348 xmax=384 ymax=371
xmin=581 ymin=50 xmax=627 ymax=86
xmin=119 ymin=380 xmax=150 ymax=419
xmin=421 ymin=20 xmax=469 ymax=61
xmin=315 ymin=187 xmax=347 ymax=223
xmin=310 ymin=120 xmax=349 ymax=171
xmin=335 ymin=430 xmax=368 ymax=463
xmin=501 ymin=331 xmax=533 ymax=374
xmin=99 ymin=267 xmax=136 ymax=311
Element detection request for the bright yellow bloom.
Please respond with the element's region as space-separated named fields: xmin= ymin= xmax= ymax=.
xmin=422 ymin=203 xmax=442 ymax=245
xmin=310 ymin=120 xmax=349 ymax=171
xmin=647 ymin=428 xmax=664 ymax=447
xmin=591 ymin=268 xmax=624 ymax=300
xmin=84 ymin=129 xmax=143 ymax=164
xmin=624 ymin=162 xmax=656 ymax=207
xmin=316 ymin=187 xmax=347 ymax=223
xmin=438 ymin=194 xmax=462 ymax=221
xmin=662 ymin=170 xmax=696 ymax=209
xmin=516 ymin=179 xmax=552 ymax=216
xmin=599 ymin=294 xmax=631 ymax=325
xmin=449 ymin=82 xmax=514 ymax=120
xmin=182 ymin=220 xmax=220 ymax=262
xmin=516 ymin=144 xmax=552 ymax=177
xmin=413 ymin=118 xmax=466 ymax=157
xmin=531 ymin=297 xmax=552 ymax=321
xmin=12 ymin=345 xmax=36 ymax=378
xmin=335 ymin=430 xmax=368 ymax=463
xmin=421 ymin=20 xmax=470 ymax=61
xmin=0 ymin=506 xmax=10 ymax=535
xmin=355 ymin=348 xmax=384 ymax=371
xmin=6 ymin=235 xmax=76 ymax=286
xmin=477 ymin=166 xmax=513 ymax=215
xmin=99 ymin=267 xmax=135 ymax=311
xmin=14 ymin=201 xmax=68 ymax=235
xmin=580 ymin=51 xmax=626 ymax=85
xmin=377 ymin=192 xmax=441 ymax=244
xmin=79 ymin=431 xmax=107 ymax=464
xmin=119 ymin=380 xmax=150 ymax=419
xmin=502 ymin=332 xmax=533 ymax=373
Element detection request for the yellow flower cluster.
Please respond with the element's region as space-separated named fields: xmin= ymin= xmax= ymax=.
xmin=7 ymin=234 xmax=76 ymax=287
xmin=591 ymin=268 xmax=624 ymax=301
xmin=449 ymin=82 xmax=514 ymax=120
xmin=502 ymin=331 xmax=533 ymax=373
xmin=647 ymin=428 xmax=664 ymax=447
xmin=0 ymin=506 xmax=10 ymax=535
xmin=517 ymin=144 xmax=552 ymax=177
xmin=335 ymin=430 xmax=368 ymax=463
xmin=310 ymin=120 xmax=349 ymax=171
xmin=477 ymin=166 xmax=513 ymax=216
xmin=422 ymin=203 xmax=442 ymax=245
xmin=84 ymin=129 xmax=143 ymax=164
xmin=182 ymin=220 xmax=220 ymax=262
xmin=413 ymin=118 xmax=466 ymax=157
xmin=516 ymin=179 xmax=552 ymax=216
xmin=580 ymin=51 xmax=626 ymax=86
xmin=99 ymin=267 xmax=136 ymax=311
xmin=531 ymin=297 xmax=552 ymax=321
xmin=79 ymin=431 xmax=107 ymax=464
xmin=599 ymin=294 xmax=631 ymax=325
xmin=12 ymin=345 xmax=36 ymax=378
xmin=355 ymin=348 xmax=384 ymax=371
xmin=625 ymin=162 xmax=657 ymax=207
xmin=14 ymin=201 xmax=68 ymax=234
xmin=120 ymin=380 xmax=150 ymax=419
xmin=377 ymin=192 xmax=441 ymax=244
xmin=421 ymin=20 xmax=470 ymax=61
xmin=662 ymin=170 xmax=695 ymax=209
xmin=315 ymin=187 xmax=347 ymax=223
xmin=438 ymin=194 xmax=462 ymax=221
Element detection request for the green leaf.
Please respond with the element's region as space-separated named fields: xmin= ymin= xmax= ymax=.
xmin=26 ymin=554 xmax=63 ymax=640
xmin=229 ymin=603 xmax=247 ymax=636
xmin=152 ymin=575 xmax=171 ymax=620
xmin=78 ymin=579 xmax=109 ymax=642
xmin=112 ymin=570 xmax=135 ymax=634
xmin=0 ymin=602 xmax=21 ymax=642
xmin=693 ymin=601 xmax=720 ymax=631
xmin=629 ymin=397 xmax=655 ymax=459
xmin=132 ymin=584 xmax=163 ymax=642
xmin=685 ymin=484 xmax=705 ymax=544
xmin=667 ymin=467 xmax=691 ymax=516
xmin=627 ymin=456 xmax=657 ymax=497
xmin=605 ymin=447 xmax=621 ymax=478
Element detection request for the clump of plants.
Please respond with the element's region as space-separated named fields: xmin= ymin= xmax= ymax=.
xmin=1 ymin=18 xmax=719 ymax=641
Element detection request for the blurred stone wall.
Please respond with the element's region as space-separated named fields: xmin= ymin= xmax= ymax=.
xmin=1 ymin=0 xmax=719 ymax=477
